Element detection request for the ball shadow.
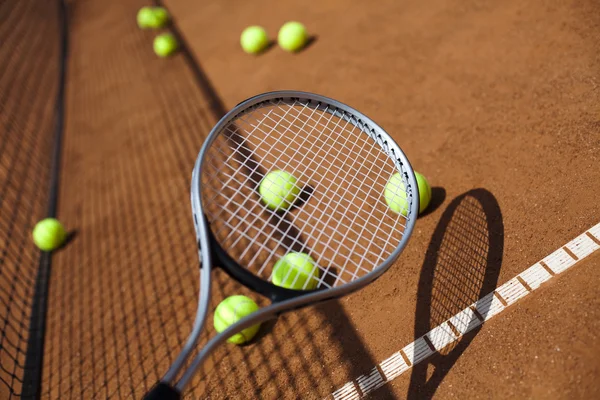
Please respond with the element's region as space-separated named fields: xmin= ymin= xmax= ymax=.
xmin=289 ymin=185 xmax=314 ymax=211
xmin=63 ymin=229 xmax=78 ymax=247
xmin=419 ymin=187 xmax=446 ymax=218
xmin=302 ymin=35 xmax=318 ymax=51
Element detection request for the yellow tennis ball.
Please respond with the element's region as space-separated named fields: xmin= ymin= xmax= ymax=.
xmin=136 ymin=6 xmax=155 ymax=28
xmin=272 ymin=252 xmax=320 ymax=290
xmin=415 ymin=171 xmax=432 ymax=214
xmin=150 ymin=7 xmax=170 ymax=28
xmin=32 ymin=218 xmax=67 ymax=251
xmin=277 ymin=21 xmax=308 ymax=52
xmin=153 ymin=33 xmax=178 ymax=58
xmin=259 ymin=170 xmax=301 ymax=210
xmin=137 ymin=6 xmax=169 ymax=29
xmin=240 ymin=26 xmax=269 ymax=54
xmin=384 ymin=171 xmax=432 ymax=216
xmin=213 ymin=295 xmax=261 ymax=344
xmin=384 ymin=173 xmax=409 ymax=216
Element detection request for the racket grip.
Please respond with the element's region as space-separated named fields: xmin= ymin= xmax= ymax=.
xmin=143 ymin=382 xmax=181 ymax=400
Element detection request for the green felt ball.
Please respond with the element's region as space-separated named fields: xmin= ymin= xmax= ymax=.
xmin=415 ymin=171 xmax=432 ymax=214
xmin=384 ymin=173 xmax=409 ymax=216
xmin=32 ymin=218 xmax=67 ymax=251
xmin=259 ymin=170 xmax=301 ymax=211
xmin=136 ymin=7 xmax=155 ymax=29
xmin=150 ymin=7 xmax=170 ymax=28
xmin=240 ymin=26 xmax=269 ymax=54
xmin=384 ymin=171 xmax=432 ymax=216
xmin=137 ymin=6 xmax=170 ymax=29
xmin=153 ymin=33 xmax=178 ymax=57
xmin=272 ymin=252 xmax=320 ymax=290
xmin=277 ymin=21 xmax=308 ymax=52
xmin=213 ymin=295 xmax=261 ymax=344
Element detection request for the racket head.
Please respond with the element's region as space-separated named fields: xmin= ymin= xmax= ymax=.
xmin=191 ymin=91 xmax=419 ymax=302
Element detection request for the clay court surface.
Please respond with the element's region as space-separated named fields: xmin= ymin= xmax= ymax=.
xmin=1 ymin=0 xmax=600 ymax=398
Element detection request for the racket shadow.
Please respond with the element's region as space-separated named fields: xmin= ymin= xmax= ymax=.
xmin=407 ymin=188 xmax=504 ymax=400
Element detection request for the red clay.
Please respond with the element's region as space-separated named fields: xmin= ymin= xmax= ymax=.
xmin=36 ymin=0 xmax=600 ymax=398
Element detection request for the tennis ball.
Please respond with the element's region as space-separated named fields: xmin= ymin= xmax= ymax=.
xmin=415 ymin=171 xmax=432 ymax=214
xmin=384 ymin=173 xmax=409 ymax=216
xmin=259 ymin=170 xmax=301 ymax=211
xmin=153 ymin=33 xmax=178 ymax=58
xmin=150 ymin=7 xmax=170 ymax=28
xmin=32 ymin=218 xmax=67 ymax=251
xmin=384 ymin=171 xmax=432 ymax=216
xmin=277 ymin=21 xmax=308 ymax=52
xmin=137 ymin=6 xmax=169 ymax=29
xmin=213 ymin=295 xmax=261 ymax=344
xmin=136 ymin=6 xmax=155 ymax=28
xmin=272 ymin=252 xmax=320 ymax=290
xmin=240 ymin=26 xmax=269 ymax=54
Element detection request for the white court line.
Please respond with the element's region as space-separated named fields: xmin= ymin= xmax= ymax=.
xmin=329 ymin=222 xmax=600 ymax=400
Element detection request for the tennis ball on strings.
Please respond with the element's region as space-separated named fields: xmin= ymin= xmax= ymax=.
xmin=213 ymin=295 xmax=262 ymax=344
xmin=32 ymin=218 xmax=67 ymax=251
xmin=272 ymin=252 xmax=320 ymax=290
xmin=259 ymin=170 xmax=301 ymax=210
xmin=384 ymin=173 xmax=409 ymax=216
xmin=153 ymin=33 xmax=178 ymax=58
xmin=415 ymin=171 xmax=432 ymax=214
xmin=277 ymin=21 xmax=308 ymax=52
xmin=240 ymin=26 xmax=269 ymax=54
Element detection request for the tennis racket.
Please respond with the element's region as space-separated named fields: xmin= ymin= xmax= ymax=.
xmin=143 ymin=91 xmax=419 ymax=399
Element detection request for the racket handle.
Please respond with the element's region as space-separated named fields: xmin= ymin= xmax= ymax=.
xmin=143 ymin=382 xmax=181 ymax=400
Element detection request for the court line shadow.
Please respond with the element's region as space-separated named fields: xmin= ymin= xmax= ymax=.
xmin=407 ymin=188 xmax=504 ymax=400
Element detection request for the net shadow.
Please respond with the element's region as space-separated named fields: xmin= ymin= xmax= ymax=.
xmin=0 ymin=0 xmax=61 ymax=398
xmin=407 ymin=188 xmax=504 ymax=399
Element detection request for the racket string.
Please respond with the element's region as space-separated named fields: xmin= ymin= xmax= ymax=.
xmin=201 ymin=98 xmax=412 ymax=288
xmin=205 ymin=103 xmax=404 ymax=284
xmin=230 ymin=101 xmax=367 ymax=286
xmin=230 ymin=103 xmax=391 ymax=273
xmin=207 ymin=100 xmax=333 ymax=285
xmin=206 ymin=133 xmax=407 ymax=240
xmin=261 ymin=103 xmax=398 ymax=286
xmin=207 ymin=104 xmax=408 ymax=238
xmin=240 ymin=102 xmax=344 ymax=286
xmin=243 ymin=103 xmax=409 ymax=248
xmin=221 ymin=100 xmax=328 ymax=265
xmin=205 ymin=149 xmax=398 ymax=283
xmin=271 ymin=108 xmax=397 ymax=286
xmin=204 ymin=100 xmax=409 ymax=234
